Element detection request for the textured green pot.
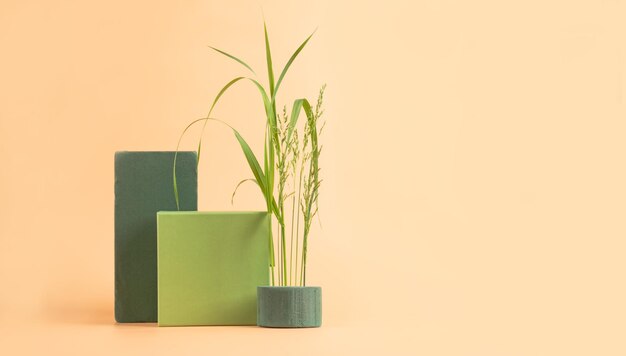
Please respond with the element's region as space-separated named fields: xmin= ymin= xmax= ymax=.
xmin=157 ymin=211 xmax=269 ymax=326
xmin=257 ymin=286 xmax=322 ymax=328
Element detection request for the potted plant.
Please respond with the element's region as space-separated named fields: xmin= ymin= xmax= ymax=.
xmin=173 ymin=22 xmax=326 ymax=328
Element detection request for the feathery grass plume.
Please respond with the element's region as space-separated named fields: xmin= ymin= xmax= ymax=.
xmin=300 ymin=85 xmax=325 ymax=285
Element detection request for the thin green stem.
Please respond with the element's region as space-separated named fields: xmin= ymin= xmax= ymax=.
xmin=280 ymin=209 xmax=287 ymax=285
xmin=269 ymin=215 xmax=275 ymax=286
xmin=263 ymin=126 xmax=277 ymax=287
xmin=295 ymin=169 xmax=304 ymax=286
xmin=278 ymin=169 xmax=285 ymax=285
xmin=276 ymin=225 xmax=280 ymax=285
xmin=289 ymin=192 xmax=296 ymax=285
xmin=301 ymin=228 xmax=309 ymax=286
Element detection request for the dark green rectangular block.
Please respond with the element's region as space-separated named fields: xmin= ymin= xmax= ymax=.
xmin=115 ymin=151 xmax=197 ymax=323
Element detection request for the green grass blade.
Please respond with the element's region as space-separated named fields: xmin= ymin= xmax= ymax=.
xmin=267 ymin=125 xmax=276 ymax=214
xmin=230 ymin=126 xmax=282 ymax=221
xmin=263 ymin=123 xmax=271 ymax=211
xmin=263 ymin=22 xmax=275 ymax=97
xmin=247 ymin=78 xmax=275 ymax=125
xmin=208 ymin=77 xmax=245 ymax=116
xmin=272 ymin=30 xmax=316 ymax=102
xmin=287 ymin=98 xmax=305 ymax=143
xmin=196 ymin=76 xmax=277 ymax=176
xmin=231 ymin=178 xmax=259 ymax=204
xmin=301 ymin=99 xmax=314 ymax=126
xmin=173 ymin=117 xmax=213 ymax=210
xmin=230 ymin=126 xmax=282 ymax=222
xmin=302 ymin=98 xmax=318 ymax=176
xmin=263 ymin=23 xmax=280 ymax=154
xmin=208 ymin=46 xmax=255 ymax=74
xmin=261 ymin=123 xmax=276 ymax=271
xmin=233 ymin=129 xmax=268 ymax=192
xmin=197 ymin=77 xmax=246 ymax=166
xmin=285 ymin=98 xmax=314 ymax=150
xmin=228 ymin=121 xmax=283 ymax=221
xmin=247 ymin=77 xmax=280 ymax=166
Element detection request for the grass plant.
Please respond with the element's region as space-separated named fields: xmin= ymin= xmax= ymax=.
xmin=173 ymin=23 xmax=326 ymax=286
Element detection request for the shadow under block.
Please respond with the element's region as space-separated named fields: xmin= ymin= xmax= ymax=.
xmin=157 ymin=212 xmax=270 ymax=326
xmin=115 ymin=151 xmax=198 ymax=323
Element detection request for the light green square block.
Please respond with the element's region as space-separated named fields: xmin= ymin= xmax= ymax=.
xmin=157 ymin=211 xmax=269 ymax=326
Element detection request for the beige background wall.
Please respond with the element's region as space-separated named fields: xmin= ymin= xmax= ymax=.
xmin=1 ymin=0 xmax=625 ymax=354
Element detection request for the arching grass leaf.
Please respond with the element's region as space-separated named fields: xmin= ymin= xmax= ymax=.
xmin=272 ymin=30 xmax=316 ymax=102
xmin=208 ymin=46 xmax=255 ymax=74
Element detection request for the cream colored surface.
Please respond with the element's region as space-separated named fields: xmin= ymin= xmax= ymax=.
xmin=1 ymin=0 xmax=625 ymax=354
